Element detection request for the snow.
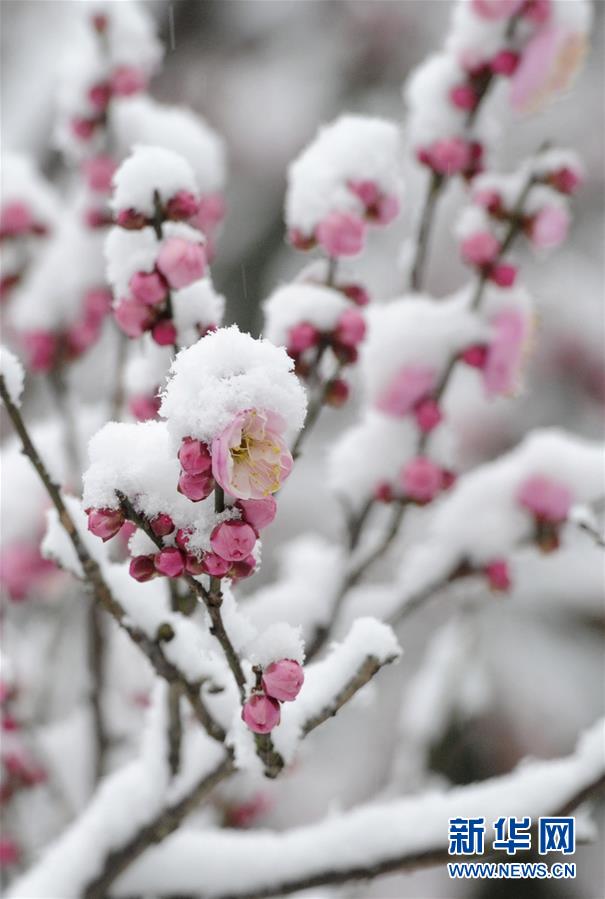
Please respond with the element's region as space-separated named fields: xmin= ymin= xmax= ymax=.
xmin=245 ymin=622 xmax=306 ymax=669
xmin=285 ymin=114 xmax=403 ymax=233
xmin=124 ymin=341 xmax=173 ymax=398
xmin=404 ymin=52 xmax=468 ymax=147
xmin=108 ymin=720 xmax=604 ymax=898
xmin=113 ymin=97 xmax=226 ymax=194
xmin=0 ymin=346 xmax=25 ymax=406
xmin=110 ymin=145 xmax=198 ymax=217
xmin=160 ymin=326 xmax=307 ymax=445
xmin=0 ymin=152 xmax=59 ymax=228
xmin=263 ymin=282 xmax=350 ymax=347
xmin=171 ymin=278 xmax=226 ymax=348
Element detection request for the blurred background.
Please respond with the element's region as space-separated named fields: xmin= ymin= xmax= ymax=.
xmin=1 ymin=2 xmax=604 ymax=897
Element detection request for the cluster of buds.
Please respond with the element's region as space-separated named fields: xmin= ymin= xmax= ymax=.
xmin=287 ymin=302 xmax=367 ymax=408
xmin=416 ymin=136 xmax=484 ymax=181
xmin=376 ymin=456 xmax=456 ymax=506
xmin=112 ymin=196 xmax=207 ymax=346
xmin=376 ymin=364 xmax=444 ymax=434
xmin=289 ymin=177 xmax=400 ymax=258
xmin=20 ymin=287 xmax=112 ymax=374
xmin=241 ymin=659 xmax=304 ymax=734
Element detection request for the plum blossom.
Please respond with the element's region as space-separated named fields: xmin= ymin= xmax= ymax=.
xmin=517 ymin=475 xmax=573 ymax=523
xmin=262 ymin=660 xmax=304 ymax=702
xmin=376 ymin=365 xmax=437 ymax=417
xmin=511 ymin=24 xmax=589 ymax=114
xmin=241 ymin=694 xmax=281 ymax=734
xmin=483 ymin=308 xmax=529 ymax=396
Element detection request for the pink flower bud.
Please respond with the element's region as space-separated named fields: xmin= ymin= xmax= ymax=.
xmin=288 ymin=228 xmax=316 ymax=251
xmin=88 ymin=81 xmax=111 ymax=111
xmin=413 ymin=398 xmax=443 ymax=433
xmin=528 ymin=205 xmax=570 ymax=250
xmin=236 ymin=497 xmax=277 ymax=532
xmin=65 ymin=320 xmax=99 ymax=358
xmin=517 ymin=475 xmax=572 ymax=523
xmin=129 ymin=555 xmax=157 ymax=582
xmin=325 ymin=378 xmax=350 ymax=407
xmin=129 ymin=394 xmax=160 ymax=421
xmin=376 ymin=365 xmax=436 ymax=417
xmin=426 ymin=137 xmax=471 ymax=176
xmin=201 ymin=552 xmax=232 ymax=577
xmin=461 ymin=344 xmax=488 ymax=368
xmin=341 ymin=283 xmax=370 ymax=306
xmin=71 ymin=118 xmax=96 ymax=140
xmin=156 ymin=238 xmax=206 ymax=289
xmin=334 ymin=308 xmax=366 ymax=348
xmin=230 ymin=554 xmax=257 ymax=580
xmin=178 ymin=471 xmax=214 ymax=502
xmin=116 ymin=208 xmax=147 ymax=230
xmin=348 ymin=179 xmax=380 ymax=208
xmin=549 ymin=167 xmax=582 ymax=195
xmin=490 ymin=49 xmax=520 ymax=76
xmin=151 ymin=320 xmax=178 ymax=346
xmin=83 ymin=155 xmax=117 ymax=193
xmin=473 ymin=189 xmax=503 ymax=215
xmin=471 ymin=0 xmax=524 ymax=20
xmin=165 ymin=191 xmax=200 ymax=221
xmin=150 ymin=514 xmax=174 ymax=537
xmin=488 ymin=263 xmax=517 ymax=287
xmin=22 ymin=331 xmax=57 ymax=372
xmin=287 ymin=322 xmax=319 ymax=354
xmin=210 ymin=520 xmax=257 ymax=562
xmin=374 ymin=481 xmax=394 ymax=503
xmin=374 ymin=194 xmax=400 ymax=225
xmin=111 ymin=65 xmax=147 ymax=97
xmin=114 ymin=298 xmax=154 ymax=338
xmin=129 ymin=271 xmax=168 ymax=306
xmin=184 ymin=554 xmax=206 ymax=575
xmin=84 ymin=288 xmax=112 ymax=324
xmin=87 ymin=507 xmax=125 ymax=541
xmin=175 ymin=529 xmax=191 ymax=551
xmin=0 ymin=837 xmax=20 ymax=868
xmin=193 ymin=193 xmax=226 ymax=233
xmin=92 ymin=13 xmax=107 ymax=32
xmin=316 ymin=212 xmax=366 ymax=258
xmin=485 ymin=558 xmax=512 ymax=592
xmin=449 ymin=84 xmax=478 ymax=110
xmin=0 ymin=202 xmax=33 ymax=237
xmin=154 ymin=548 xmax=185 ymax=578
xmin=241 ymin=694 xmax=281 ymax=734
xmin=401 ymin=457 xmax=444 ymax=503
xmin=179 ymin=438 xmax=213 ymax=474
xmin=262 ymin=659 xmax=304 ymax=702
xmin=461 ymin=231 xmax=500 ymax=266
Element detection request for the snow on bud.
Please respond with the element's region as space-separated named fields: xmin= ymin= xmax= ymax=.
xmin=236 ymin=497 xmax=277 ymax=532
xmin=241 ymin=694 xmax=280 ymax=734
xmin=154 ymin=547 xmax=185 ymax=578
xmin=401 ymin=457 xmax=444 ymax=503
xmin=517 ymin=475 xmax=573 ymax=523
xmin=210 ymin=520 xmax=257 ymax=562
xmin=261 ymin=659 xmax=304 ymax=702
xmin=87 ymin=508 xmax=125 ymax=542
xmin=156 ymin=237 xmax=206 ymax=289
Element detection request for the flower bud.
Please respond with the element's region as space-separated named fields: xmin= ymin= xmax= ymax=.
xmin=413 ymin=398 xmax=443 ymax=433
xmin=116 ymin=208 xmax=147 ymax=230
xmin=341 ymin=283 xmax=370 ymax=306
xmin=210 ymin=520 xmax=257 ymax=562
xmin=151 ymin=320 xmax=178 ymax=346
xmin=485 ymin=559 xmax=511 ymax=592
xmin=316 ymin=211 xmax=366 ymax=257
xmin=488 ymin=263 xmax=517 ymax=287
xmin=165 ymin=191 xmax=200 ymax=221
xmin=177 ymin=471 xmax=214 ymax=502
xmin=334 ymin=307 xmax=366 ymax=348
xmin=150 ymin=514 xmax=174 ymax=537
xmin=287 ymin=322 xmax=319 ymax=354
xmin=129 ymin=271 xmax=168 ymax=306
xmin=178 ymin=438 xmax=213 ymax=474
xmin=230 ymin=554 xmax=257 ymax=580
xmin=129 ymin=555 xmax=157 ymax=582
xmin=261 ymin=659 xmax=304 ymax=702
xmin=461 ymin=231 xmax=500 ymax=266
xmin=87 ymin=507 xmax=125 ymax=542
xmin=111 ymin=65 xmax=146 ymax=96
xmin=156 ymin=237 xmax=206 ymax=289
xmin=154 ymin=548 xmax=185 ymax=578
xmin=400 ymin=457 xmax=443 ymax=503
xmin=114 ymin=299 xmax=154 ymax=338
xmin=449 ymin=84 xmax=478 ymax=110
xmin=241 ymin=694 xmax=280 ymax=734
xmin=201 ymin=552 xmax=232 ymax=577
xmin=325 ymin=378 xmax=350 ymax=407
xmin=236 ymin=497 xmax=277 ymax=532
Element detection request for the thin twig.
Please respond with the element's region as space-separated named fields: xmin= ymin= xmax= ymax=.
xmin=408 ymin=170 xmax=443 ymax=292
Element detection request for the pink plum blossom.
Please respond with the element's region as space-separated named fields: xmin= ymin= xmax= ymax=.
xmin=87 ymin=508 xmax=125 ymax=541
xmin=210 ymin=520 xmax=257 ymax=562
xmin=211 ymin=409 xmax=293 ymax=500
xmin=287 ymin=322 xmax=319 ymax=354
xmin=156 ymin=237 xmax=206 ymax=289
xmin=178 ymin=471 xmax=214 ymax=502
xmin=315 ymin=211 xmax=366 ymax=257
xmin=376 ymin=365 xmax=436 ymax=417
xmin=517 ymin=475 xmax=573 ymax=523
xmin=154 ymin=548 xmax=185 ymax=578
xmin=528 ymin=204 xmax=570 ymax=249
xmin=262 ymin=659 xmax=304 ymax=702
xmin=483 ymin=308 xmax=528 ymax=396
xmin=413 ymin=398 xmax=443 ymax=433
xmin=423 ymin=137 xmax=471 ymax=176
xmin=0 ymin=543 xmax=55 ymax=601
xmin=401 ymin=457 xmax=443 ymax=503
xmin=334 ymin=308 xmax=366 ymax=348
xmin=129 ymin=271 xmax=168 ymax=306
xmin=241 ymin=694 xmax=281 ymax=734
xmin=22 ymin=331 xmax=57 ymax=372
xmin=449 ymin=84 xmax=478 ymax=110
xmin=192 ymin=193 xmax=226 ymax=233
xmin=236 ymin=497 xmax=277 ymax=532
xmin=179 ymin=438 xmax=213 ymax=474
xmin=83 ymin=156 xmax=117 ymax=194
xmin=461 ymin=231 xmax=500 ymax=266
xmin=151 ymin=320 xmax=178 ymax=346
xmin=0 ymin=202 xmax=33 ymax=237
xmin=550 ymin=166 xmax=583 ymax=195
xmin=511 ymin=24 xmax=588 ymax=114
xmin=114 ymin=299 xmax=154 ymax=338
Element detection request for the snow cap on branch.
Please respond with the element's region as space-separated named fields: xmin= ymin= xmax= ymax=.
xmin=0 ymin=348 xmax=25 ymax=407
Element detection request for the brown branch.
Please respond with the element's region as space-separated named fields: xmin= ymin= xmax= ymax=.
xmin=0 ymin=376 xmax=224 ymax=744
xmin=167 ymin=684 xmax=183 ymax=777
